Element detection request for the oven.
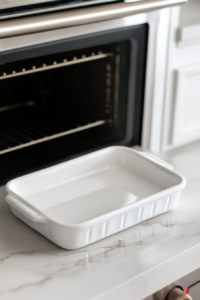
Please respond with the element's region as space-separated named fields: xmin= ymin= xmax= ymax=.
xmin=0 ymin=0 xmax=186 ymax=183
xmin=0 ymin=24 xmax=148 ymax=184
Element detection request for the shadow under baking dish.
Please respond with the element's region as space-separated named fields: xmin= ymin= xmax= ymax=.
xmin=26 ymin=165 xmax=164 ymax=224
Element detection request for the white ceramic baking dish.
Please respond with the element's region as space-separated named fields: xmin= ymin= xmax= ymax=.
xmin=6 ymin=146 xmax=186 ymax=249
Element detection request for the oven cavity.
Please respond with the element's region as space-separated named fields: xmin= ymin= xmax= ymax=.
xmin=0 ymin=45 xmax=122 ymax=155
xmin=0 ymin=41 xmax=133 ymax=182
xmin=0 ymin=24 xmax=148 ymax=184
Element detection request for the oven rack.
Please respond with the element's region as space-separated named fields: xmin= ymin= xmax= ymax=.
xmin=0 ymin=52 xmax=113 ymax=80
xmin=0 ymin=89 xmax=113 ymax=155
xmin=0 ymin=116 xmax=107 ymax=155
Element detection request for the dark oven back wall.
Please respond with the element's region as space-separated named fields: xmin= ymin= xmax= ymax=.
xmin=0 ymin=24 xmax=148 ymax=184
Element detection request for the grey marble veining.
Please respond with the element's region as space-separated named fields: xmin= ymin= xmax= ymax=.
xmin=1 ymin=141 xmax=200 ymax=300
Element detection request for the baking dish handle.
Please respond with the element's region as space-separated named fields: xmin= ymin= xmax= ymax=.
xmin=139 ymin=152 xmax=173 ymax=170
xmin=6 ymin=195 xmax=47 ymax=223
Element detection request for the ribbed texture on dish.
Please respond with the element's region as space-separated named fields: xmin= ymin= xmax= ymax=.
xmin=10 ymin=192 xmax=180 ymax=249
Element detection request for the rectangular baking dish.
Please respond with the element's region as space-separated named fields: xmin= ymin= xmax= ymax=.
xmin=5 ymin=146 xmax=186 ymax=249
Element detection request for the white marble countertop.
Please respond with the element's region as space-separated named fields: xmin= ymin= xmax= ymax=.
xmin=1 ymin=141 xmax=200 ymax=300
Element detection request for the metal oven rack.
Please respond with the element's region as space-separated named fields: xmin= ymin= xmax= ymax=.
xmin=0 ymin=52 xmax=113 ymax=80
xmin=0 ymin=51 xmax=115 ymax=155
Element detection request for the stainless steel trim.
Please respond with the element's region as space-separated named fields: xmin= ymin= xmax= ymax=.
xmin=0 ymin=52 xmax=113 ymax=80
xmin=0 ymin=0 xmax=187 ymax=39
xmin=166 ymin=288 xmax=192 ymax=300
xmin=0 ymin=0 xmax=117 ymax=21
xmin=0 ymin=120 xmax=106 ymax=155
xmin=154 ymin=284 xmax=192 ymax=300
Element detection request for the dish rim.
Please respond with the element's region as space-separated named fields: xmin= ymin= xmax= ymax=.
xmin=6 ymin=146 xmax=186 ymax=230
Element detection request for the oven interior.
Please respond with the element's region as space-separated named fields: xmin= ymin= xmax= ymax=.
xmin=0 ymin=24 xmax=148 ymax=184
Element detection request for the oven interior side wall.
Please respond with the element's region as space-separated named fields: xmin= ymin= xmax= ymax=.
xmin=0 ymin=24 xmax=148 ymax=184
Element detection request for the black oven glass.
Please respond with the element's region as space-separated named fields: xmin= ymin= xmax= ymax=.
xmin=0 ymin=24 xmax=148 ymax=184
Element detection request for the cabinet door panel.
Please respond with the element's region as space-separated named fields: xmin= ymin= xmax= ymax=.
xmin=172 ymin=63 xmax=200 ymax=146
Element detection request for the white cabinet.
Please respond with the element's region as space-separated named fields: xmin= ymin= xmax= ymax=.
xmin=179 ymin=0 xmax=200 ymax=46
xmin=172 ymin=63 xmax=200 ymax=146
xmin=162 ymin=1 xmax=200 ymax=151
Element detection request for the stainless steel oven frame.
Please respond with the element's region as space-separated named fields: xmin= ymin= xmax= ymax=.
xmin=0 ymin=0 xmax=186 ymax=38
xmin=0 ymin=0 xmax=119 ymax=20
